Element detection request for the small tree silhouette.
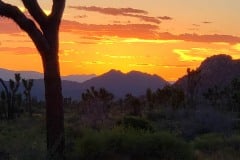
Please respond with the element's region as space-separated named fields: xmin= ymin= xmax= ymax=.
xmin=9 ymin=73 xmax=21 ymax=119
xmin=81 ymin=87 xmax=114 ymax=128
xmin=22 ymin=79 xmax=34 ymax=116
xmin=0 ymin=73 xmax=21 ymax=119
xmin=124 ymin=93 xmax=142 ymax=116
xmin=186 ymin=68 xmax=201 ymax=108
xmin=0 ymin=91 xmax=7 ymax=119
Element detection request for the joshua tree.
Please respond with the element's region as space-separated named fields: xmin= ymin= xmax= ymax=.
xmin=81 ymin=87 xmax=114 ymax=128
xmin=0 ymin=91 xmax=7 ymax=119
xmin=0 ymin=79 xmax=10 ymax=119
xmin=146 ymin=88 xmax=155 ymax=111
xmin=9 ymin=73 xmax=21 ymax=119
xmin=124 ymin=93 xmax=142 ymax=116
xmin=186 ymin=68 xmax=201 ymax=108
xmin=0 ymin=73 xmax=21 ymax=119
xmin=0 ymin=1 xmax=65 ymax=159
xmin=22 ymin=79 xmax=34 ymax=116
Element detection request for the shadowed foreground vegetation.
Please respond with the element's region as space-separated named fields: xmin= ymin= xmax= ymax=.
xmin=0 ymin=74 xmax=240 ymax=159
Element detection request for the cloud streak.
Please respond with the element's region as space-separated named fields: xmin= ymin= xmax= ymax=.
xmin=61 ymin=20 xmax=159 ymax=39
xmin=2 ymin=18 xmax=240 ymax=44
xmin=69 ymin=6 xmax=148 ymax=15
xmin=68 ymin=5 xmax=162 ymax=24
xmin=0 ymin=47 xmax=37 ymax=54
xmin=0 ymin=18 xmax=21 ymax=34
xmin=158 ymin=32 xmax=240 ymax=44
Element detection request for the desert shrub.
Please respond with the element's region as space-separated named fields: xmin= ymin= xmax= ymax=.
xmin=193 ymin=133 xmax=240 ymax=159
xmin=226 ymin=134 xmax=240 ymax=150
xmin=0 ymin=117 xmax=46 ymax=160
xmin=72 ymin=128 xmax=194 ymax=160
xmin=193 ymin=133 xmax=225 ymax=153
xmin=122 ymin=116 xmax=153 ymax=131
xmin=179 ymin=108 xmax=234 ymax=139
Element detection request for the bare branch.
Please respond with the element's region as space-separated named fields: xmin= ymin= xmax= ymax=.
xmin=0 ymin=1 xmax=49 ymax=55
xmin=22 ymin=0 xmax=47 ymax=26
xmin=49 ymin=0 xmax=65 ymax=25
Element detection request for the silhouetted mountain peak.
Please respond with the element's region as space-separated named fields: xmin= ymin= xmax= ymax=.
xmin=199 ymin=54 xmax=234 ymax=71
xmin=82 ymin=69 xmax=169 ymax=97
xmin=103 ymin=69 xmax=123 ymax=76
xmin=175 ymin=54 xmax=240 ymax=95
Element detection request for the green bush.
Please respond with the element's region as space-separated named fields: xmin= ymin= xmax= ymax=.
xmin=122 ymin=116 xmax=153 ymax=131
xmin=0 ymin=117 xmax=46 ymax=160
xmin=72 ymin=128 xmax=194 ymax=160
xmin=227 ymin=134 xmax=240 ymax=150
xmin=193 ymin=133 xmax=240 ymax=159
xmin=193 ymin=133 xmax=225 ymax=153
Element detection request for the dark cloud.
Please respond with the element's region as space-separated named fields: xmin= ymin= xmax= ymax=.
xmin=125 ymin=13 xmax=161 ymax=24
xmin=75 ymin=14 xmax=87 ymax=19
xmin=158 ymin=32 xmax=240 ymax=44
xmin=1 ymin=17 xmax=240 ymax=44
xmin=192 ymin=24 xmax=200 ymax=27
xmin=68 ymin=5 xmax=161 ymax=24
xmin=61 ymin=20 xmax=240 ymax=44
xmin=202 ymin=21 xmax=212 ymax=24
xmin=69 ymin=6 xmax=148 ymax=15
xmin=158 ymin=16 xmax=173 ymax=20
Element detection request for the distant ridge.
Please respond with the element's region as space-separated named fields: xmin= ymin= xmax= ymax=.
xmin=175 ymin=54 xmax=240 ymax=94
xmin=0 ymin=69 xmax=169 ymax=100
xmin=82 ymin=69 xmax=169 ymax=97
xmin=0 ymin=68 xmax=96 ymax=83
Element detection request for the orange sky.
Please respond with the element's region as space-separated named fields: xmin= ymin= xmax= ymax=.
xmin=1 ymin=0 xmax=240 ymax=81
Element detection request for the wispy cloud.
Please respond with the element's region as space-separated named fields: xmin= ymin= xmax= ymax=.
xmin=0 ymin=47 xmax=37 ymax=54
xmin=61 ymin=20 xmax=159 ymax=39
xmin=173 ymin=47 xmax=236 ymax=62
xmin=0 ymin=18 xmax=21 ymax=34
xmin=158 ymin=16 xmax=173 ymax=20
xmin=173 ymin=49 xmax=205 ymax=62
xmin=104 ymin=54 xmax=135 ymax=59
xmin=2 ymin=17 xmax=240 ymax=44
xmin=82 ymin=61 xmax=108 ymax=65
xmin=74 ymin=14 xmax=87 ymax=19
xmin=158 ymin=32 xmax=240 ymax=44
xmin=69 ymin=6 xmax=162 ymax=24
xmin=69 ymin=6 xmax=148 ymax=15
xmin=129 ymin=63 xmax=156 ymax=67
xmin=202 ymin=21 xmax=212 ymax=24
xmin=192 ymin=24 xmax=200 ymax=27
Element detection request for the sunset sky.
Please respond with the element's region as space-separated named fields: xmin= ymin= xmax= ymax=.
xmin=1 ymin=0 xmax=240 ymax=81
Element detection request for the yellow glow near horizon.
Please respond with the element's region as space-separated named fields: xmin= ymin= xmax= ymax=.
xmin=122 ymin=38 xmax=183 ymax=44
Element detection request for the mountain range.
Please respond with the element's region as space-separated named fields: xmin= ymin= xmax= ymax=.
xmin=1 ymin=54 xmax=239 ymax=100
xmin=0 ymin=69 xmax=168 ymax=100
xmin=0 ymin=68 xmax=96 ymax=83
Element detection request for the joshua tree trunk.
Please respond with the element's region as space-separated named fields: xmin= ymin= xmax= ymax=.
xmin=43 ymin=53 xmax=64 ymax=159
xmin=0 ymin=1 xmax=66 ymax=159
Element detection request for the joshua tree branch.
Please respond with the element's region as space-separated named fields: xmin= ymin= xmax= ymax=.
xmin=49 ymin=0 xmax=65 ymax=25
xmin=0 ymin=0 xmax=49 ymax=55
xmin=22 ymin=0 xmax=47 ymax=26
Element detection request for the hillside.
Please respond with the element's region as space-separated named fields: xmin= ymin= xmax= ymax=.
xmin=82 ymin=69 xmax=169 ymax=97
xmin=175 ymin=54 xmax=240 ymax=94
xmin=0 ymin=69 xmax=168 ymax=100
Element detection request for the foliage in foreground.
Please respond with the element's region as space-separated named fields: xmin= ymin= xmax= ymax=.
xmin=0 ymin=117 xmax=46 ymax=160
xmin=69 ymin=128 xmax=194 ymax=160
